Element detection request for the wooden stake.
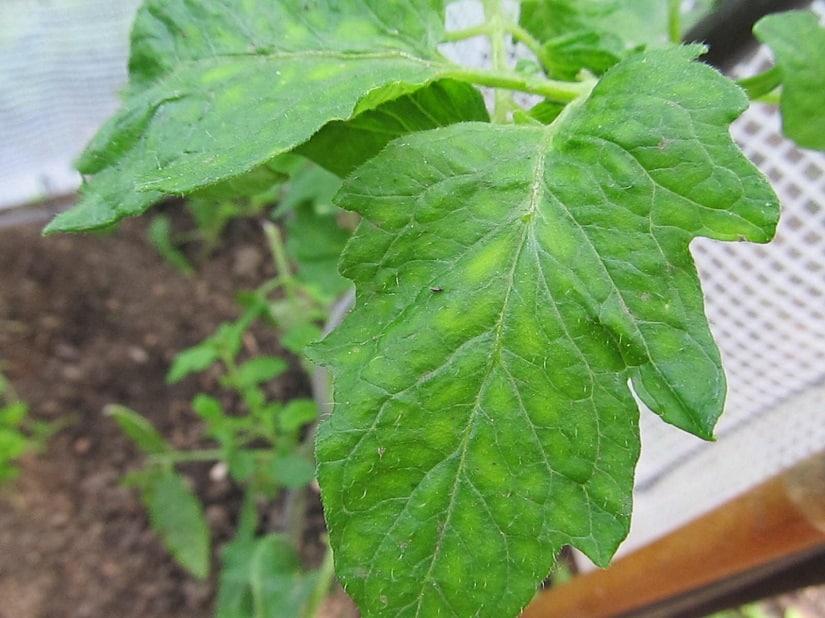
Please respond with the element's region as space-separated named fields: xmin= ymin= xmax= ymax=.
xmin=521 ymin=451 xmax=825 ymax=618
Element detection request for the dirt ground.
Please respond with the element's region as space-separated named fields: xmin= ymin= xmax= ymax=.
xmin=0 ymin=213 xmax=358 ymax=617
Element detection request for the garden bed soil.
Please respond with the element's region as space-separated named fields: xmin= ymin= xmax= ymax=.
xmin=0 ymin=214 xmax=358 ymax=618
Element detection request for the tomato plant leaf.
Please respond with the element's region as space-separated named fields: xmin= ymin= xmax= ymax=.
xmin=217 ymin=533 xmax=317 ymax=618
xmin=521 ymin=0 xmax=670 ymax=79
xmin=269 ymin=453 xmax=317 ymax=489
xmin=105 ymin=404 xmax=170 ymax=455
xmin=286 ymin=201 xmax=353 ymax=299
xmin=233 ymin=357 xmax=289 ymax=389
xmin=311 ymin=46 xmax=778 ymax=617
xmin=44 ymin=0 xmax=459 ymax=234
xmin=296 ymin=79 xmax=489 ymax=176
xmin=249 ymin=534 xmax=318 ymax=617
xmin=754 ymin=10 xmax=825 ymax=151
xmin=145 ymin=472 xmax=211 ymax=579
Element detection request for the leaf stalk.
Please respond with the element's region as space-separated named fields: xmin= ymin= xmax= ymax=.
xmin=668 ymin=0 xmax=682 ymax=44
xmin=442 ymin=66 xmax=593 ymax=104
xmin=737 ymin=66 xmax=783 ymax=101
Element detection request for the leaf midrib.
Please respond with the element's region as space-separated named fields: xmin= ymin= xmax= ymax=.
xmin=410 ymin=130 xmax=554 ymax=616
xmin=144 ymin=47 xmax=445 ymax=81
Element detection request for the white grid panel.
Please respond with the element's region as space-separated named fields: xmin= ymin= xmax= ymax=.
xmin=0 ymin=0 xmax=141 ymax=212
xmin=624 ymin=1 xmax=825 ymax=556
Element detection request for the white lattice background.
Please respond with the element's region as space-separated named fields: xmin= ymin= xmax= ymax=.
xmin=628 ymin=11 xmax=825 ymax=553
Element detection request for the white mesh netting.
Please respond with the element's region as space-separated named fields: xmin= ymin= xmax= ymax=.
xmin=1 ymin=0 xmax=823 ymax=559
xmin=0 ymin=0 xmax=141 ymax=220
xmin=443 ymin=0 xmax=825 ymax=556
xmin=627 ymin=7 xmax=825 ymax=554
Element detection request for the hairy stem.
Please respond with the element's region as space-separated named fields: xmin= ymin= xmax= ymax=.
xmin=482 ymin=0 xmax=511 ymax=122
xmin=263 ymin=220 xmax=297 ymax=301
xmin=668 ymin=0 xmax=682 ymax=44
xmin=505 ymin=22 xmax=545 ymax=62
xmin=442 ymin=66 xmax=593 ymax=103
xmin=442 ymin=23 xmax=491 ymax=42
xmin=444 ymin=1 xmax=591 ymax=109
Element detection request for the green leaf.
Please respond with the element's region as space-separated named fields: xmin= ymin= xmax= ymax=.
xmin=277 ymin=163 xmax=343 ymax=217
xmin=191 ymin=393 xmax=225 ymax=424
xmin=522 ymin=0 xmax=669 ymax=45
xmin=538 ymin=31 xmax=624 ymax=80
xmin=216 ymin=538 xmax=258 ymax=618
xmin=167 ymin=343 xmax=219 ymax=383
xmin=296 ymin=79 xmax=489 ymax=176
xmin=191 ymin=394 xmax=235 ymax=446
xmin=279 ymin=399 xmax=319 ymax=434
xmin=521 ymin=0 xmax=670 ymax=79
xmin=0 ymin=427 xmax=28 ymax=462
xmin=168 ymin=311 xmax=262 ymax=383
xmin=145 ymin=472 xmax=211 ymax=579
xmin=286 ymin=202 xmax=352 ymax=299
xmin=188 ymin=157 xmax=289 ymax=202
xmin=105 ymin=404 xmax=170 ymax=455
xmin=227 ymin=448 xmax=257 ymax=482
xmin=523 ymin=100 xmax=566 ymax=125
xmin=281 ymin=322 xmax=324 ymax=356
xmin=0 ymin=400 xmax=27 ymax=429
xmin=148 ymin=215 xmax=195 ymax=276
xmin=44 ymin=0 xmax=461 ymax=233
xmin=311 ymin=47 xmax=778 ymax=617
xmin=217 ymin=533 xmax=317 ymax=618
xmin=754 ymin=10 xmax=825 ymax=151
xmin=270 ymin=453 xmax=316 ymax=489
xmin=249 ymin=535 xmax=318 ymax=616
xmin=233 ymin=356 xmax=289 ymax=389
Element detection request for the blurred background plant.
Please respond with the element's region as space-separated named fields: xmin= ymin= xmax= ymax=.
xmin=0 ymin=367 xmax=56 ymax=484
xmin=108 ymin=157 xmax=354 ymax=617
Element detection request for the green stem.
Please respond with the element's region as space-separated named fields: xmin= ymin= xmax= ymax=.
xmin=754 ymin=91 xmax=781 ymax=105
xmin=441 ymin=6 xmax=543 ymax=63
xmin=282 ymin=486 xmax=308 ymax=555
xmin=505 ymin=23 xmax=545 ymax=62
xmin=303 ymin=538 xmax=337 ymax=618
xmin=667 ymin=0 xmax=682 ymax=44
xmin=737 ymin=66 xmax=783 ymax=101
xmin=443 ymin=1 xmax=590 ymax=110
xmin=262 ymin=220 xmax=297 ymax=299
xmin=442 ymin=66 xmax=593 ymax=103
xmin=442 ymin=23 xmax=491 ymax=42
xmin=482 ymin=0 xmax=510 ymax=122
xmin=146 ymin=448 xmax=225 ymax=466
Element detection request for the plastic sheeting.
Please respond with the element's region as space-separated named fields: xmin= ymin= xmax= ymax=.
xmin=0 ymin=0 xmax=140 ymax=215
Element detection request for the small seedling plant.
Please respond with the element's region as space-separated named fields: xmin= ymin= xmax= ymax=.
xmin=0 ymin=370 xmax=52 ymax=484
xmin=46 ymin=1 xmax=825 ymax=616
xmin=107 ymin=311 xmax=330 ymax=617
xmin=108 ymin=185 xmax=350 ymax=617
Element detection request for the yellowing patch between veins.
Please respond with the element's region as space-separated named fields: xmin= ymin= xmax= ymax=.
xmin=462 ymin=232 xmax=516 ymax=286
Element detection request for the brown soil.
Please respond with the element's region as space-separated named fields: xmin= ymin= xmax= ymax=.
xmin=0 ymin=214 xmax=357 ymax=617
